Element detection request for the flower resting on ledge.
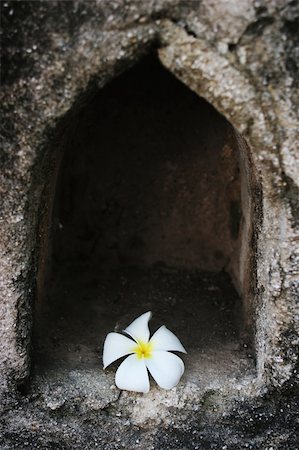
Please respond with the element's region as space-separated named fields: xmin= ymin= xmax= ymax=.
xmin=103 ymin=311 xmax=186 ymax=393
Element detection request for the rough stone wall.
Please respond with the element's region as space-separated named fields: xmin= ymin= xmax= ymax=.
xmin=1 ymin=0 xmax=162 ymax=394
xmin=157 ymin=10 xmax=299 ymax=387
xmin=1 ymin=1 xmax=298 ymax=448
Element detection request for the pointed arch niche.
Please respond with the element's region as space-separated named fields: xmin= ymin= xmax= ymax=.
xmin=35 ymin=55 xmax=260 ymax=398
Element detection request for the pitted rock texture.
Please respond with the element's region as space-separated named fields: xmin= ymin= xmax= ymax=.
xmin=1 ymin=0 xmax=298 ymax=448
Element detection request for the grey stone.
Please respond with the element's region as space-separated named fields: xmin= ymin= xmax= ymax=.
xmin=1 ymin=0 xmax=298 ymax=448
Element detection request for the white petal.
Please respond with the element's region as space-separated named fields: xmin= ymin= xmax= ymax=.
xmin=146 ymin=351 xmax=185 ymax=390
xmin=124 ymin=311 xmax=152 ymax=343
xmin=115 ymin=354 xmax=150 ymax=393
xmin=103 ymin=332 xmax=135 ymax=369
xmin=150 ymin=325 xmax=186 ymax=353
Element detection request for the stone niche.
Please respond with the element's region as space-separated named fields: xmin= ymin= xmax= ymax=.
xmin=34 ymin=54 xmax=260 ymax=410
xmin=1 ymin=2 xmax=298 ymax=448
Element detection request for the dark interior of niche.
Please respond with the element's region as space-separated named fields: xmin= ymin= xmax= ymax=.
xmin=35 ymin=56 xmax=254 ymax=382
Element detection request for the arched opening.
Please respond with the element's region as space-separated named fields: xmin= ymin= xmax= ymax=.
xmin=34 ymin=55 xmax=255 ymax=393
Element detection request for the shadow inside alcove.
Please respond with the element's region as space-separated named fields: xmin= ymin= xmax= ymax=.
xmin=34 ymin=55 xmax=255 ymax=396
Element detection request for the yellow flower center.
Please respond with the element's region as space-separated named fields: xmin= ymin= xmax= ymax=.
xmin=133 ymin=340 xmax=153 ymax=359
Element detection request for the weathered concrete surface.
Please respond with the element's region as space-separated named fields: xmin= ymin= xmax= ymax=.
xmin=157 ymin=14 xmax=299 ymax=389
xmin=1 ymin=375 xmax=298 ymax=449
xmin=1 ymin=0 xmax=163 ymax=394
xmin=1 ymin=0 xmax=298 ymax=448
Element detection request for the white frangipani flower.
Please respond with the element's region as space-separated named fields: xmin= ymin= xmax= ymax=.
xmin=103 ymin=311 xmax=186 ymax=393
